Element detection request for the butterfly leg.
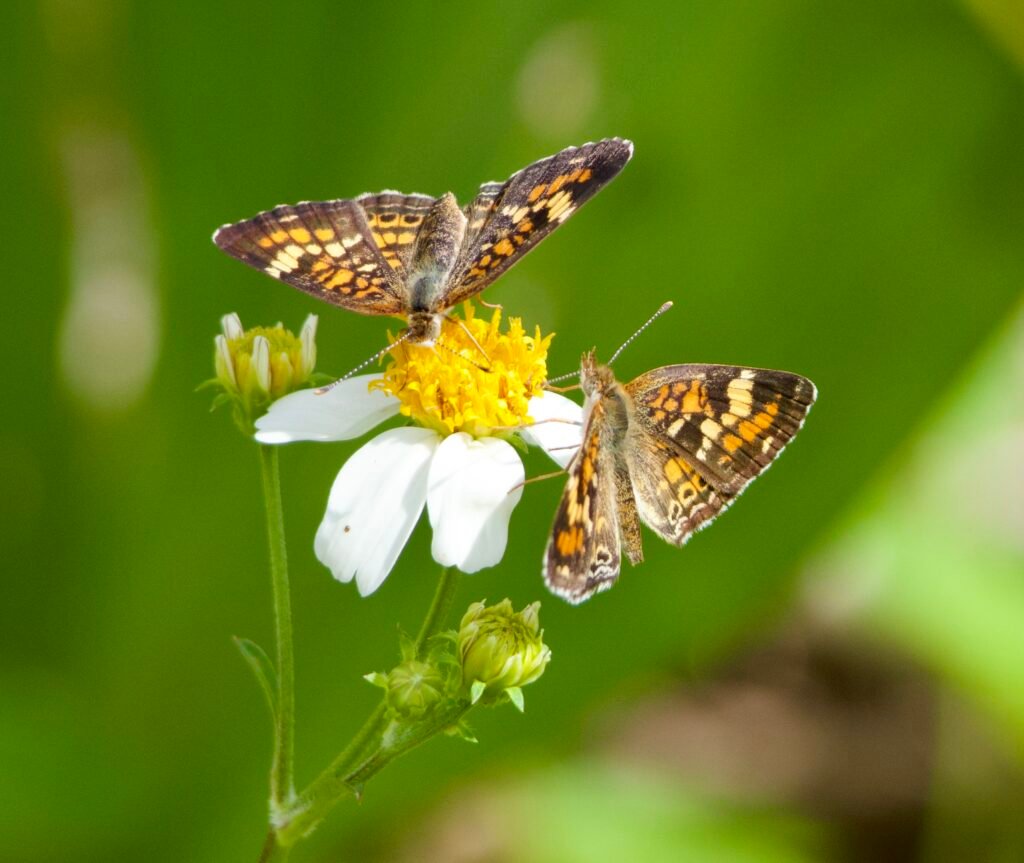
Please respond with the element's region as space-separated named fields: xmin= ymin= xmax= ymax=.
xmin=507 ymin=468 xmax=567 ymax=494
xmin=478 ymin=296 xmax=503 ymax=310
xmin=445 ymin=314 xmax=492 ymax=366
xmin=489 ymin=417 xmax=583 ymax=433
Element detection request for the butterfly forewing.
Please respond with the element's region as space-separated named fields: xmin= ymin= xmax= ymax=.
xmin=625 ymin=365 xmax=817 ymax=495
xmin=213 ymin=200 xmax=406 ymax=315
xmin=543 ymin=401 xmax=622 ymax=604
xmin=442 ymin=138 xmax=634 ymax=308
xmin=355 ymin=191 xmax=437 ymax=274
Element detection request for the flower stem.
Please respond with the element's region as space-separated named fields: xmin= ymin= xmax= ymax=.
xmin=259 ymin=444 xmax=295 ymax=809
xmin=415 ymin=566 xmax=459 ymax=655
xmin=274 ymin=565 xmax=462 ymax=845
xmin=275 ymin=699 xmax=472 ymax=846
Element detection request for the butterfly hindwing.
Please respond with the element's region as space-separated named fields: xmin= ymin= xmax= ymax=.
xmin=624 ymin=428 xmax=733 ymax=546
xmin=625 ymin=365 xmax=817 ymax=496
xmin=442 ymin=138 xmax=634 ymax=307
xmin=543 ymin=400 xmax=622 ymax=604
xmin=213 ymin=200 xmax=407 ymax=315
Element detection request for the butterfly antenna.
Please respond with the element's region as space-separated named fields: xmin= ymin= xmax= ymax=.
xmin=545 ymin=369 xmax=580 ymax=385
xmin=607 ymin=301 xmax=673 ymax=366
xmin=315 ymin=331 xmax=412 ymax=394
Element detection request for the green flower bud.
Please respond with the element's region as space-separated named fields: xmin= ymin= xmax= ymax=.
xmin=457 ymin=599 xmax=551 ymax=710
xmin=208 ymin=312 xmax=317 ymax=433
xmin=366 ymin=659 xmax=445 ymax=719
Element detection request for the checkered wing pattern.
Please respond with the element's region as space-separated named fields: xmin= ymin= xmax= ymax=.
xmin=624 ymin=430 xmax=733 ymax=547
xmin=543 ymin=400 xmax=622 ymax=605
xmin=354 ymin=191 xmax=437 ymax=275
xmin=625 ymin=365 xmax=817 ymax=496
xmin=212 ymin=200 xmax=407 ymax=315
xmin=441 ymin=138 xmax=634 ymax=307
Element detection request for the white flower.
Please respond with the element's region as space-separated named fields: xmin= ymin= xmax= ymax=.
xmin=255 ymin=376 xmax=582 ymax=595
xmin=252 ymin=306 xmax=584 ymax=595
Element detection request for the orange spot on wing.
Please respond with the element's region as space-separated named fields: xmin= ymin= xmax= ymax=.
xmin=288 ymin=228 xmax=311 ymax=244
xmin=270 ymin=230 xmax=288 ymax=243
xmin=528 ymin=184 xmax=546 ymax=202
xmin=738 ymin=420 xmax=761 ymax=442
xmin=557 ymin=527 xmax=584 ymax=556
xmin=325 ymin=269 xmax=353 ymax=288
xmin=680 ymin=381 xmax=706 ymax=414
xmin=493 ymin=238 xmax=515 ymax=256
xmin=723 ymin=433 xmax=743 ymax=453
xmin=314 ymin=228 xmax=335 ymax=242
xmin=547 ymin=173 xmax=571 ymax=194
xmin=577 ymin=168 xmax=592 ymax=182
xmin=258 ymin=237 xmax=274 ymax=249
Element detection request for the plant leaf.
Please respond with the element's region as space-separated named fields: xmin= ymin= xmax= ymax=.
xmin=233 ymin=636 xmax=278 ymax=723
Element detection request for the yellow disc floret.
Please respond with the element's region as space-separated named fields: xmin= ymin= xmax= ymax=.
xmin=371 ymin=304 xmax=553 ymax=438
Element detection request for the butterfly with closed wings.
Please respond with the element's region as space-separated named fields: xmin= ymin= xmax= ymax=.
xmin=544 ymin=336 xmax=817 ymax=604
xmin=213 ymin=139 xmax=633 ymax=355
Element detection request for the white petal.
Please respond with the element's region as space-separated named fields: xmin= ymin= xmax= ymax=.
xmin=521 ymin=392 xmax=584 ymax=468
xmin=314 ymin=427 xmax=439 ymax=596
xmin=221 ymin=312 xmax=244 ymax=340
xmin=251 ymin=335 xmax=271 ymax=392
xmin=254 ymin=374 xmax=400 ymax=444
xmin=214 ymin=334 xmax=235 ymax=387
xmin=299 ymin=314 xmax=318 ymax=377
xmin=427 ymin=433 xmax=524 ymax=573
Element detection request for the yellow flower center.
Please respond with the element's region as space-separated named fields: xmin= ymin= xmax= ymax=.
xmin=371 ymin=304 xmax=553 ymax=438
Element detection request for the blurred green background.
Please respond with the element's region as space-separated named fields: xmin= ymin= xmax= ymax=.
xmin=3 ymin=2 xmax=1023 ymax=861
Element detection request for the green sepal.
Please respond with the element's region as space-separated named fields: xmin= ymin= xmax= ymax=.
xmin=505 ymin=686 xmax=525 ymax=712
xmin=470 ymin=680 xmax=487 ymax=705
xmin=208 ymin=392 xmax=234 ymax=412
xmin=501 ymin=432 xmax=530 ymax=455
xmin=446 ymin=720 xmax=478 ymax=743
xmin=398 ymin=632 xmax=417 ymax=662
xmin=310 ymin=372 xmax=335 ymax=387
xmin=233 ymin=636 xmax=278 ymax=723
xmin=363 ymin=671 xmax=389 ymax=690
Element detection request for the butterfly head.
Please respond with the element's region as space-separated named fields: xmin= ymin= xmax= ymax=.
xmin=580 ymin=350 xmax=616 ymax=398
xmin=406 ymin=311 xmax=443 ymax=346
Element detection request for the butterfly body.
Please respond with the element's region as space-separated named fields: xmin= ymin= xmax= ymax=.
xmin=545 ymin=352 xmax=817 ymax=604
xmin=212 ymin=139 xmax=633 ymax=347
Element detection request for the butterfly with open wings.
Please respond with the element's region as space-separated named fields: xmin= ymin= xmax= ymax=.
xmin=213 ymin=138 xmax=633 ymax=348
xmin=544 ymin=351 xmax=817 ymax=604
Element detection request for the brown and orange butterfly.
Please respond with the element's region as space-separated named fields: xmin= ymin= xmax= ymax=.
xmin=213 ymin=139 xmax=633 ymax=347
xmin=544 ymin=350 xmax=817 ymax=604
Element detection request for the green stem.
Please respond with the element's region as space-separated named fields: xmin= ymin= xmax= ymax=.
xmin=259 ymin=445 xmax=295 ymax=809
xmin=274 ymin=565 xmax=461 ymax=846
xmin=415 ymin=566 xmax=459 ymax=655
xmin=275 ymin=700 xmax=471 ymax=846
